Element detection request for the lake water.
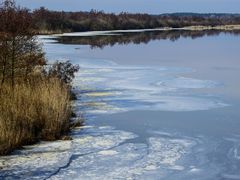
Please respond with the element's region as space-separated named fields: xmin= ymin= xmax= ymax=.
xmin=1 ymin=30 xmax=240 ymax=180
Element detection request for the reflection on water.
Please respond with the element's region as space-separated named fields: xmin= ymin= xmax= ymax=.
xmin=1 ymin=30 xmax=240 ymax=179
xmin=56 ymin=30 xmax=240 ymax=48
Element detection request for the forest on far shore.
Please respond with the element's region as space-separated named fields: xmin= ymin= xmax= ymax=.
xmin=32 ymin=8 xmax=240 ymax=33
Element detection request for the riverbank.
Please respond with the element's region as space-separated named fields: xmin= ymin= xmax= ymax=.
xmin=183 ymin=24 xmax=240 ymax=31
xmin=37 ymin=24 xmax=240 ymax=35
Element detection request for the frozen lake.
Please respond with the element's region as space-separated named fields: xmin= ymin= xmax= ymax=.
xmin=1 ymin=30 xmax=240 ymax=179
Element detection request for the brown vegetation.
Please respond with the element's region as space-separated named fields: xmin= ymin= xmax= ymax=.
xmin=0 ymin=78 xmax=71 ymax=155
xmin=0 ymin=0 xmax=79 ymax=155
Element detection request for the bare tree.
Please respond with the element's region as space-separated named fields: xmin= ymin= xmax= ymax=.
xmin=0 ymin=0 xmax=45 ymax=88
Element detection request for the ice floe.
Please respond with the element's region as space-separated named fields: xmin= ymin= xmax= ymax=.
xmin=73 ymin=63 xmax=227 ymax=114
xmin=0 ymin=126 xmax=197 ymax=180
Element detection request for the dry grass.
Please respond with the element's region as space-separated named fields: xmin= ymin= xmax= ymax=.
xmin=0 ymin=77 xmax=72 ymax=155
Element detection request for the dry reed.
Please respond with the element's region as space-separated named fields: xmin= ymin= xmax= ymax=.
xmin=0 ymin=77 xmax=72 ymax=155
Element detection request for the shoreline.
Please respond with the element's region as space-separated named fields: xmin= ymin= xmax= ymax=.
xmin=38 ymin=24 xmax=240 ymax=36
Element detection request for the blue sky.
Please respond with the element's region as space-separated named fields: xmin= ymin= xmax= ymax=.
xmin=15 ymin=0 xmax=240 ymax=14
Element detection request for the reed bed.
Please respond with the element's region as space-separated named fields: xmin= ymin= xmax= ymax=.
xmin=0 ymin=77 xmax=72 ymax=155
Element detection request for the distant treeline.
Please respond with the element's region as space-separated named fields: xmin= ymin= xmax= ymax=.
xmin=32 ymin=8 xmax=240 ymax=33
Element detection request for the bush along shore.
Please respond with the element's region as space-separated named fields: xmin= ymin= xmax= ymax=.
xmin=0 ymin=0 xmax=80 ymax=155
